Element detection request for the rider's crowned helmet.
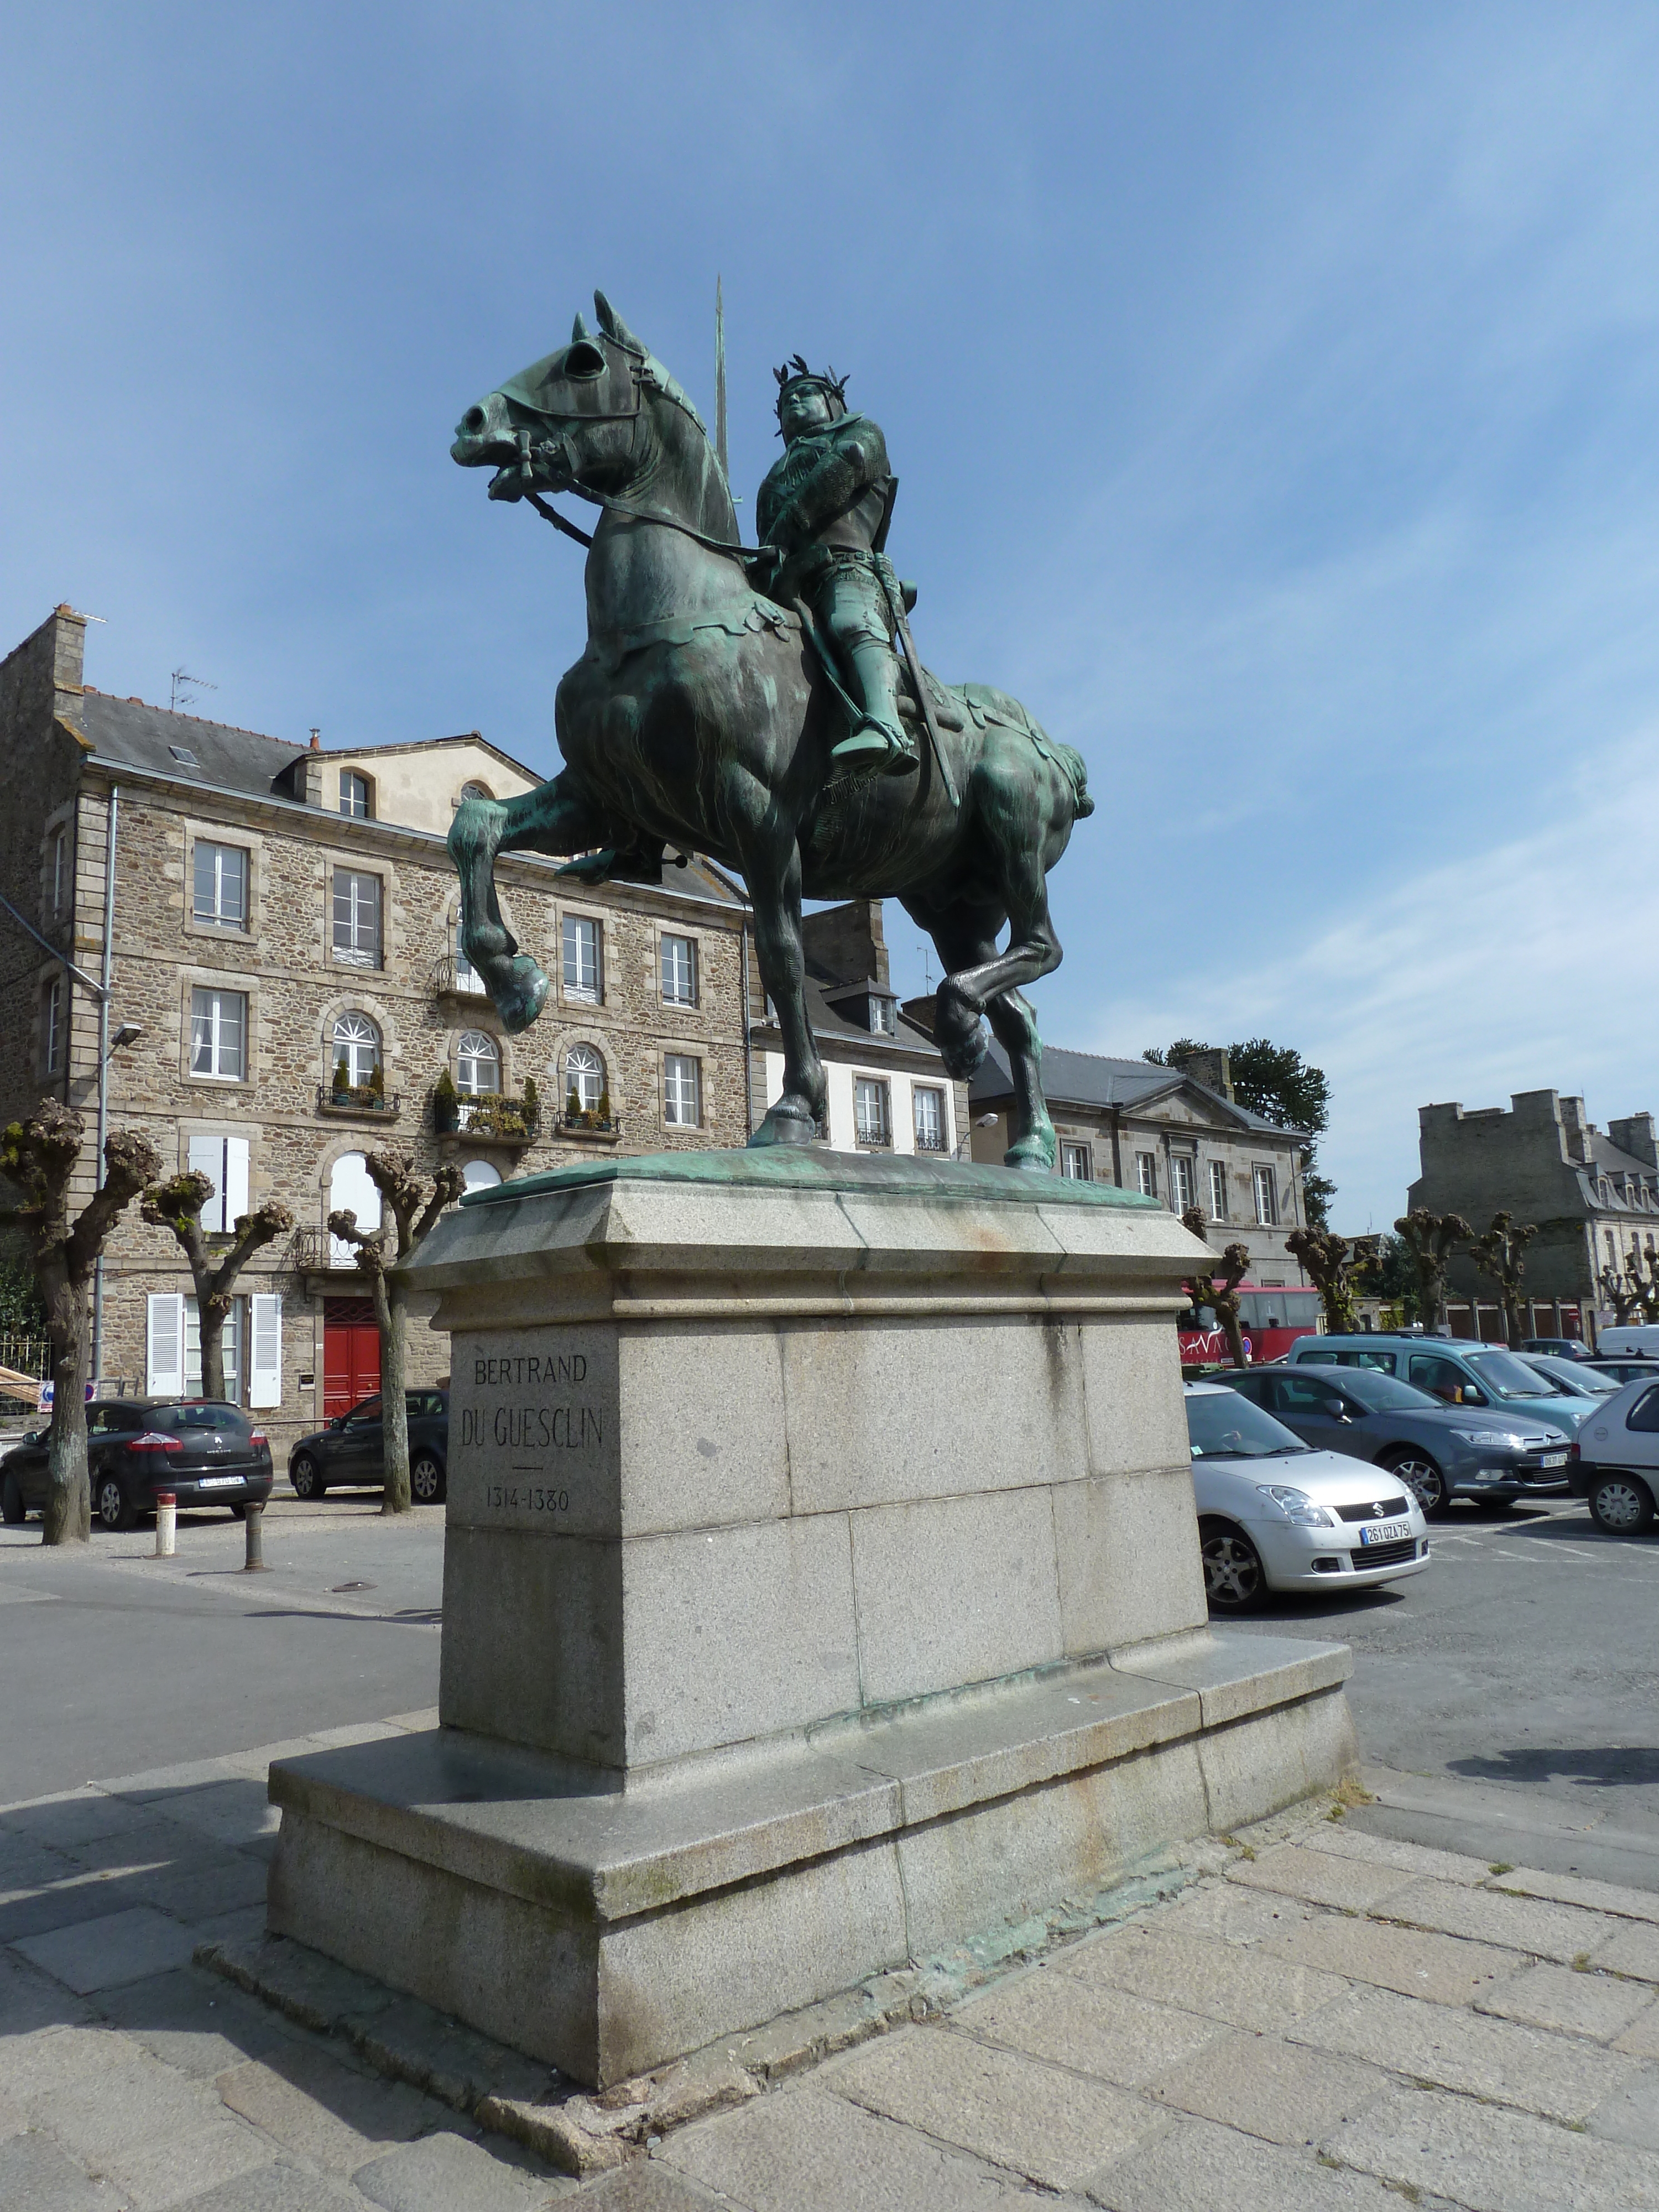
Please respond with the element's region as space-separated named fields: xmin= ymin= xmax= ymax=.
xmin=774 ymin=355 xmax=848 ymax=425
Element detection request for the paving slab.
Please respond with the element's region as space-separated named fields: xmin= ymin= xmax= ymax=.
xmin=0 ymin=2021 xmax=122 ymax=2100
xmin=1494 ymin=1865 xmax=1659 ymax=1923
xmin=1291 ymin=1981 xmax=1637 ymax=2121
xmin=352 ymin=2126 xmax=562 ymax=2209
xmin=95 ymin=1966 xmax=294 ymax=2079
xmin=1616 ymin=2001 xmax=1659 ymax=2058
xmin=1227 ymin=1844 xmax=1415 ymax=1913
xmin=1477 ymin=1958 xmax=1657 ymax=2039
xmin=0 ymin=2126 xmax=131 ymax=2212
xmin=1324 ymin=2081 xmax=1659 ymax=2212
xmin=153 ymin=2158 xmax=362 ymax=2210
xmin=13 ymin=2037 xmax=229 ymax=2166
xmin=0 ymin=1788 xmax=167 ymax=1851
xmin=952 ymin=1968 xmax=1226 ymax=2086
xmin=1155 ymin=1877 xmax=1321 ymax=1945
xmin=827 ymin=2021 xmax=1156 ymax=2189
xmin=1592 ymin=1916 xmax=1659 ymax=1982
xmin=575 ymin=2161 xmax=732 ymax=2206
xmin=1290 ymin=1823 xmax=1492 ymax=1887
xmin=1145 ymin=2030 xmax=1389 ymax=2146
xmin=1586 ymin=2064 xmax=1659 ymax=2151
xmin=1082 ymin=2110 xmax=1454 ymax=2211
xmin=1262 ymin=1906 xmax=1515 ymax=2004
xmin=661 ymin=2080 xmax=1032 ymax=2209
xmin=1059 ymin=1924 xmax=1349 ymax=2031
xmin=14 ymin=1905 xmax=199 ymax=1993
xmin=0 ymin=1948 xmax=94 ymax=2034
xmin=215 ymin=2044 xmax=442 ymax=2172
xmin=1378 ymin=1873 xmax=1618 ymax=1961
xmin=95 ymin=2111 xmax=272 ymax=2210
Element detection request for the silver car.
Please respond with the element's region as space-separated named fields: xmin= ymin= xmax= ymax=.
xmin=1570 ymin=1375 xmax=1659 ymax=1533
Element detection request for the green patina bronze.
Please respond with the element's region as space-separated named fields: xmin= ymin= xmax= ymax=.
xmin=448 ymin=292 xmax=1093 ymax=1171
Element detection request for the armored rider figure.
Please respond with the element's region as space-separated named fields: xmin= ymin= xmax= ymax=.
xmin=753 ymin=358 xmax=917 ymax=776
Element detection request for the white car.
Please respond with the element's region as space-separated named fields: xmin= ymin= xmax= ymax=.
xmin=1185 ymin=1380 xmax=1431 ymax=1613
xmin=1570 ymin=1373 xmax=1659 ymax=1533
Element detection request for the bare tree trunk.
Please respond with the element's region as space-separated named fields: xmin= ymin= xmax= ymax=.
xmin=43 ymin=1265 xmax=90 ymax=1545
xmin=1222 ymin=1312 xmax=1247 ymax=1370
xmin=198 ymin=1288 xmax=227 ymax=1401
xmin=378 ymin=1277 xmax=410 ymax=1515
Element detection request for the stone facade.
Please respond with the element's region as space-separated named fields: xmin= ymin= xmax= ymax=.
xmin=0 ymin=607 xmax=750 ymax=1454
xmin=964 ymin=1042 xmax=1313 ymax=1285
xmin=1409 ymin=1089 xmax=1659 ymax=1341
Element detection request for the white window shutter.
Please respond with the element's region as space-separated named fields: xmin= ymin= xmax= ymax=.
xmin=147 ymin=1293 xmax=185 ymax=1395
xmin=223 ymin=1137 xmax=251 ymax=1228
xmin=186 ymin=1135 xmax=223 ymax=1233
xmin=249 ymin=1295 xmax=282 ymax=1408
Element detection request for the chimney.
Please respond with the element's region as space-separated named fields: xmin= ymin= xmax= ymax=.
xmin=1609 ymin=1113 xmax=1658 ymax=1170
xmin=309 ymin=727 xmax=321 ymax=750
xmin=799 ymin=899 xmax=889 ymax=987
xmin=1168 ymin=1044 xmax=1233 ymax=1102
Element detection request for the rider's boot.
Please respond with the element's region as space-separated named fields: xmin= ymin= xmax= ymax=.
xmin=831 ymin=642 xmax=919 ymax=776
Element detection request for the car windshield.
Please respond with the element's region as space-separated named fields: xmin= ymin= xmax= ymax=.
xmin=1464 ymin=1350 xmax=1556 ymax=1400
xmin=1523 ymin=1355 xmax=1616 ymax=1397
xmin=1187 ymin=1392 xmax=1310 ymax=1459
xmin=151 ymin=1404 xmax=246 ymax=1432
xmin=1329 ymin=1369 xmax=1441 ymax=1413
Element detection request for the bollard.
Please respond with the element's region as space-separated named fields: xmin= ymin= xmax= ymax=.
xmin=242 ymin=1498 xmax=269 ymax=1572
xmin=154 ymin=1491 xmax=176 ymax=1558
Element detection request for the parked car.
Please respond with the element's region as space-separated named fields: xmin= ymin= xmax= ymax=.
xmin=1594 ymin=1325 xmax=1659 ymax=1359
xmin=288 ymin=1390 xmax=448 ymax=1503
xmin=1183 ymin=1381 xmax=1430 ymax=1611
xmin=1515 ymin=1353 xmax=1620 ymax=1402
xmin=1583 ymin=1358 xmax=1659 ymax=1387
xmin=1216 ymin=1363 xmax=1571 ymax=1515
xmin=1 ymin=1400 xmax=273 ymax=1530
xmin=1521 ymin=1337 xmax=1591 ymax=1360
xmin=1568 ymin=1375 xmax=1659 ymax=1533
xmin=1286 ymin=1336 xmax=1588 ymax=1443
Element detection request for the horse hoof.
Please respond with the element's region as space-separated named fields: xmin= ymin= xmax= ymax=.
xmin=497 ymin=958 xmax=550 ymax=1034
xmin=1004 ymin=1133 xmax=1057 ymax=1173
xmin=748 ymin=1104 xmax=820 ymax=1149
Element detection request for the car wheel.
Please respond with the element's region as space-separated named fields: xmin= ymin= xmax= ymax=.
xmin=97 ymin=1476 xmax=135 ymax=1532
xmin=1199 ymin=1521 xmax=1267 ymax=1613
xmin=1386 ymin=1452 xmax=1451 ymax=1518
xmin=1589 ymin=1474 xmax=1655 ymax=1536
xmin=410 ymin=1453 xmax=446 ymax=1505
xmin=1 ymin=1470 xmax=24 ymax=1525
xmin=290 ymin=1453 xmax=325 ymax=1500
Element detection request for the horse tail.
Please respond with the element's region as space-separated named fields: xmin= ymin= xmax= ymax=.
xmin=1052 ymin=740 xmax=1094 ymax=820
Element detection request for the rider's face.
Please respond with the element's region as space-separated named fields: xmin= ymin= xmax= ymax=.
xmin=780 ymin=384 xmax=833 ymax=439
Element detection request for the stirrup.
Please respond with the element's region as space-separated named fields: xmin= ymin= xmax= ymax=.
xmin=831 ymin=717 xmax=919 ymax=776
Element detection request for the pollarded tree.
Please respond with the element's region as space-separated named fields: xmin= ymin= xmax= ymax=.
xmin=1181 ymin=1205 xmax=1251 ymax=1369
xmin=1286 ymin=1227 xmax=1357 ymax=1334
xmin=329 ymin=1150 xmax=463 ymax=1514
xmin=1599 ymin=1266 xmax=1641 ymax=1326
xmin=142 ymin=1172 xmax=295 ymax=1400
xmin=0 ymin=1100 xmax=160 ymax=1544
xmin=1394 ymin=1208 xmax=1473 ymax=1332
xmin=1467 ymin=1212 xmax=1537 ymax=1350
xmin=1627 ymin=1247 xmax=1659 ymax=1323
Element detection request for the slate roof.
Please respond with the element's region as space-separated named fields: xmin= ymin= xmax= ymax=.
xmin=969 ymin=1040 xmax=1304 ymax=1138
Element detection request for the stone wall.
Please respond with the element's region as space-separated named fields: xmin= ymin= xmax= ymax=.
xmin=1410 ymin=1091 xmax=1606 ymax=1305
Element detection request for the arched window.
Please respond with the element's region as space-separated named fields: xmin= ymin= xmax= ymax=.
xmin=329 ymin=1151 xmax=382 ymax=1266
xmin=331 ymin=1010 xmax=382 ymax=1089
xmin=460 ymin=780 xmax=493 ymax=803
xmin=462 ymin=1159 xmax=502 ymax=1194
xmin=457 ymin=1030 xmax=500 ymax=1095
xmin=564 ymin=1043 xmax=605 ymax=1115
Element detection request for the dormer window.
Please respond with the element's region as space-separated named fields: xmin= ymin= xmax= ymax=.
xmin=825 ymin=983 xmax=898 ymax=1036
xmin=340 ymin=770 xmax=371 ymax=820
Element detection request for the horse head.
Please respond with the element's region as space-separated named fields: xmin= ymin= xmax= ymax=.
xmin=452 ymin=291 xmax=734 ymax=540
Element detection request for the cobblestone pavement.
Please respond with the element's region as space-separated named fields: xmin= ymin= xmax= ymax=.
xmin=3 ymin=1724 xmax=1658 ymax=2210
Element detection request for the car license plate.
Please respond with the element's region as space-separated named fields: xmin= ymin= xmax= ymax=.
xmin=1540 ymin=1453 xmax=1567 ymax=1469
xmin=196 ymin=1475 xmax=242 ymax=1489
xmin=1359 ymin=1521 xmax=1411 ymax=1546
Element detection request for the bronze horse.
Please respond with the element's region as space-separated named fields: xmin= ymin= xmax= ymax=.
xmin=447 ymin=292 xmax=1092 ymax=1167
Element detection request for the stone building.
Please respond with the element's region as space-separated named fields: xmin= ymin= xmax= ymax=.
xmin=0 ymin=606 xmax=749 ymax=1451
xmin=749 ymin=899 xmax=968 ymax=1158
xmin=1409 ymin=1089 xmax=1659 ymax=1342
xmin=966 ymin=1042 xmax=1314 ymax=1285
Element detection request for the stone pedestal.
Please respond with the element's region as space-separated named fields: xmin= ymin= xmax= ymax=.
xmin=267 ymin=1150 xmax=1356 ymax=2085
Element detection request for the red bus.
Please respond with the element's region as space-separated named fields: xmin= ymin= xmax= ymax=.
xmin=1177 ymin=1284 xmax=1323 ymax=1371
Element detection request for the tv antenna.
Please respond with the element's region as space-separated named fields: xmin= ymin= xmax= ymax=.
xmin=170 ymin=668 xmax=216 ymax=712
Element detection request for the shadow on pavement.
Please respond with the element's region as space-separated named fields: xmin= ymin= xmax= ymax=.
xmin=1449 ymin=1745 xmax=1659 ymax=1790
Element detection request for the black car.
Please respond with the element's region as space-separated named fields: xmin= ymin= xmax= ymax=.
xmin=1522 ymin=1337 xmax=1590 ymax=1360
xmin=1 ymin=1400 xmax=274 ymax=1530
xmin=288 ymin=1390 xmax=448 ymax=1503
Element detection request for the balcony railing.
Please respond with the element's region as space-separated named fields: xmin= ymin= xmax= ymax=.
xmin=555 ymin=1111 xmax=622 ymax=1144
xmin=431 ymin=954 xmax=489 ymax=998
xmin=913 ymin=1125 xmax=948 ymax=1152
xmin=432 ymin=1088 xmax=540 ymax=1143
xmin=317 ymin=1083 xmax=401 ymax=1119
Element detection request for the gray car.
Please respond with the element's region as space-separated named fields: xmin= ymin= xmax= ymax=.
xmin=1286 ymin=1335 xmax=1587 ymax=1444
xmin=1218 ymin=1363 xmax=1572 ymax=1516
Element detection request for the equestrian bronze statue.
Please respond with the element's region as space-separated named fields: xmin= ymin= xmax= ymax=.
xmin=447 ymin=291 xmax=1092 ymax=1169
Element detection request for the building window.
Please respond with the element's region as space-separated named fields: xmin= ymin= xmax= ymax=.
xmin=329 ymin=1152 xmax=382 ymax=1267
xmin=186 ymin=1297 xmax=241 ymax=1402
xmin=664 ymin=1054 xmax=701 ymax=1127
xmin=870 ymin=994 xmax=896 ymax=1036
xmin=340 ymin=770 xmax=371 ymax=819
xmin=190 ymin=987 xmax=246 ymax=1080
xmin=460 ymin=780 xmax=492 ymax=803
xmin=333 ymin=870 xmax=382 ymax=969
xmin=854 ymin=1077 xmax=891 ymax=1146
xmin=43 ymin=978 xmax=63 ymax=1074
xmin=564 ymin=1042 xmax=606 ymax=1114
xmin=1208 ymin=1159 xmax=1228 ymax=1220
xmin=51 ymin=830 xmax=67 ymax=916
xmin=193 ymin=841 xmax=248 ymax=928
xmin=187 ymin=1134 xmax=251 ymax=1234
xmin=914 ymin=1086 xmax=946 ymax=1153
xmin=660 ymin=933 xmax=697 ymax=1006
xmin=562 ymin=914 xmax=602 ymax=1002
xmin=456 ymin=1029 xmax=500 ymax=1095
xmin=1606 ymin=1230 xmax=1618 ymax=1267
xmin=1135 ymin=1151 xmax=1157 ymax=1198
xmin=1171 ymin=1156 xmax=1194 ymax=1211
xmin=1253 ymin=1165 xmax=1277 ymax=1224
xmin=1060 ymin=1141 xmax=1091 ymax=1181
xmin=331 ymin=1011 xmax=381 ymax=1089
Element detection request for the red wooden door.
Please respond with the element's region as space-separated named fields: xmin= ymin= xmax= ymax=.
xmin=324 ymin=1300 xmax=380 ymax=1419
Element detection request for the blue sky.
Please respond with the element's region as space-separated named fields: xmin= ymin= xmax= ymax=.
xmin=5 ymin=3 xmax=1658 ymax=1228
